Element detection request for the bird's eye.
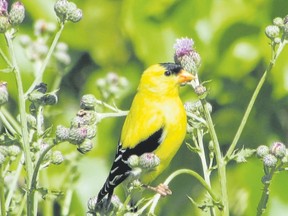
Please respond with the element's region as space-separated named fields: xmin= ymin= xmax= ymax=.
xmin=164 ymin=71 xmax=171 ymax=76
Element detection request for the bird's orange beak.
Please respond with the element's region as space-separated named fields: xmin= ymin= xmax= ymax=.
xmin=177 ymin=69 xmax=195 ymax=84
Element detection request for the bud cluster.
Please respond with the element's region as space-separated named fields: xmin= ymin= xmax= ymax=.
xmin=96 ymin=72 xmax=129 ymax=102
xmin=54 ymin=0 xmax=82 ymax=23
xmin=256 ymin=142 xmax=288 ymax=168
xmin=265 ymin=15 xmax=288 ymax=44
xmin=87 ymin=194 xmax=123 ymax=215
xmin=19 ymin=20 xmax=71 ymax=68
xmin=184 ymin=100 xmax=212 ymax=132
xmin=127 ymin=153 xmax=160 ymax=179
xmin=56 ymin=94 xmax=99 ymax=154
xmin=28 ymin=83 xmax=58 ymax=111
xmin=0 ymin=145 xmax=21 ymax=165
xmin=0 ymin=0 xmax=25 ymax=33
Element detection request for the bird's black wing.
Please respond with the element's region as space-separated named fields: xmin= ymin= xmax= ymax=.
xmin=96 ymin=127 xmax=163 ymax=205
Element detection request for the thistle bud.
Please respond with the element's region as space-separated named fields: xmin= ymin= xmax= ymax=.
xmin=8 ymin=1 xmax=25 ymax=26
xmin=54 ymin=0 xmax=69 ymax=22
xmin=77 ymin=139 xmax=94 ymax=154
xmin=127 ymin=155 xmax=139 ymax=168
xmin=0 ymin=0 xmax=8 ymax=16
xmin=87 ymin=196 xmax=98 ymax=212
xmin=68 ymin=127 xmax=87 ymax=144
xmin=270 ymin=141 xmax=286 ymax=159
xmin=80 ymin=94 xmax=97 ymax=110
xmin=51 ymin=150 xmax=64 ymax=165
xmin=67 ymin=8 xmax=82 ymax=23
xmin=111 ymin=195 xmax=122 ymax=209
xmin=174 ymin=37 xmax=201 ymax=74
xmin=0 ymin=81 xmax=8 ymax=105
xmin=265 ymin=25 xmax=280 ymax=39
xmin=273 ymin=17 xmax=284 ymax=27
xmin=139 ymin=153 xmax=160 ymax=170
xmin=7 ymin=145 xmax=21 ymax=157
xmin=256 ymin=145 xmax=269 ymax=158
xmin=263 ymin=154 xmax=277 ymax=168
xmin=42 ymin=92 xmax=58 ymax=105
xmin=55 ymin=125 xmax=70 ymax=142
xmin=0 ymin=16 xmax=9 ymax=33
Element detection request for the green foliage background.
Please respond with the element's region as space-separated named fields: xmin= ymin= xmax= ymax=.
xmin=1 ymin=0 xmax=288 ymax=215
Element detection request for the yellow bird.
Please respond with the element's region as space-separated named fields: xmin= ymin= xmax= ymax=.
xmin=96 ymin=63 xmax=194 ymax=206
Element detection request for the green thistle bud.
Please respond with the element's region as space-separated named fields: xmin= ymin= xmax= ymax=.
xmin=111 ymin=195 xmax=122 ymax=210
xmin=194 ymin=84 xmax=207 ymax=98
xmin=68 ymin=127 xmax=87 ymax=144
xmin=256 ymin=145 xmax=269 ymax=158
xmin=42 ymin=92 xmax=58 ymax=105
xmin=263 ymin=154 xmax=277 ymax=167
xmin=0 ymin=81 xmax=8 ymax=105
xmin=0 ymin=152 xmax=5 ymax=165
xmin=7 ymin=145 xmax=21 ymax=157
xmin=27 ymin=114 xmax=36 ymax=128
xmin=273 ymin=17 xmax=284 ymax=27
xmin=67 ymin=8 xmax=82 ymax=23
xmin=71 ymin=110 xmax=98 ymax=127
xmin=127 ymin=155 xmax=139 ymax=168
xmin=84 ymin=126 xmax=97 ymax=139
xmin=80 ymin=94 xmax=97 ymax=110
xmin=8 ymin=1 xmax=25 ymax=26
xmin=77 ymin=139 xmax=94 ymax=154
xmin=87 ymin=196 xmax=98 ymax=212
xmin=270 ymin=141 xmax=286 ymax=159
xmin=0 ymin=15 xmax=9 ymax=33
xmin=55 ymin=125 xmax=70 ymax=142
xmin=139 ymin=153 xmax=160 ymax=170
xmin=54 ymin=0 xmax=69 ymax=22
xmin=265 ymin=25 xmax=280 ymax=39
xmin=51 ymin=150 xmax=64 ymax=165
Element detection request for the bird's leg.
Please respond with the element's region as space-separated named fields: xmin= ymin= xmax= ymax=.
xmin=144 ymin=183 xmax=172 ymax=196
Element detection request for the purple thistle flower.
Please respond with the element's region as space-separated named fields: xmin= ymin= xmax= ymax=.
xmin=0 ymin=0 xmax=8 ymax=16
xmin=173 ymin=37 xmax=195 ymax=57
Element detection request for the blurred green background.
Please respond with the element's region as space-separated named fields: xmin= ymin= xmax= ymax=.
xmin=1 ymin=0 xmax=288 ymax=215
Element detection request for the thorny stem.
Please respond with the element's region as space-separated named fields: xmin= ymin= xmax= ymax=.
xmin=256 ymin=167 xmax=276 ymax=216
xmin=24 ymin=23 xmax=65 ymax=98
xmin=148 ymin=169 xmax=221 ymax=215
xmin=4 ymin=30 xmax=34 ymax=215
xmin=201 ymin=99 xmax=228 ymax=216
xmin=226 ymin=40 xmax=287 ymax=160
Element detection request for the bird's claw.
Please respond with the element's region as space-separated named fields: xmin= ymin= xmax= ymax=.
xmin=147 ymin=183 xmax=172 ymax=196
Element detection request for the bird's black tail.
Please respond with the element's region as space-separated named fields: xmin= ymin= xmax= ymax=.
xmin=96 ymin=143 xmax=132 ymax=206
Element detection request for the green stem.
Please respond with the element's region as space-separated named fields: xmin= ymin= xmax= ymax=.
xmin=148 ymin=168 xmax=220 ymax=215
xmin=0 ymin=107 xmax=21 ymax=134
xmin=4 ymin=30 xmax=34 ymax=216
xmin=0 ymin=109 xmax=17 ymax=135
xmin=196 ymin=129 xmax=216 ymax=216
xmin=0 ymin=46 xmax=12 ymax=68
xmin=24 ymin=23 xmax=65 ymax=98
xmin=0 ymin=165 xmax=6 ymax=216
xmin=61 ymin=189 xmax=73 ymax=216
xmin=225 ymin=40 xmax=287 ymax=160
xmin=201 ymin=99 xmax=229 ymax=216
xmin=5 ymin=155 xmax=23 ymax=210
xmin=98 ymin=111 xmax=129 ymax=121
xmin=29 ymin=143 xmax=56 ymax=215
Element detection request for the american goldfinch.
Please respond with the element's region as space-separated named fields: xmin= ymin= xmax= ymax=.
xmin=96 ymin=63 xmax=194 ymax=206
